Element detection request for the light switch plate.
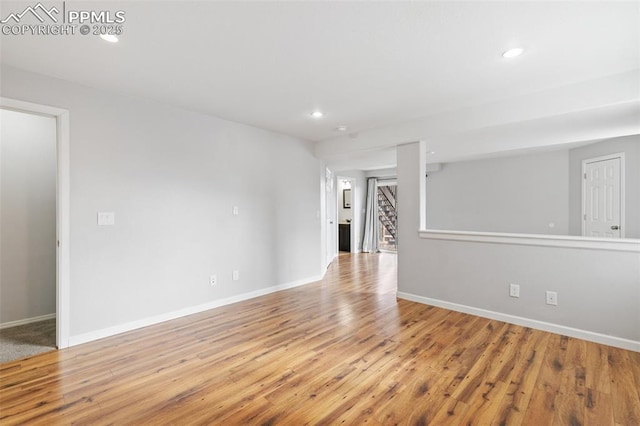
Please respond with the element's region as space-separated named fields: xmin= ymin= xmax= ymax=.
xmin=232 ymin=206 xmax=239 ymax=216
xmin=97 ymin=212 xmax=115 ymax=226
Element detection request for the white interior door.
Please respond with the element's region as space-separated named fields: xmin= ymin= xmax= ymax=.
xmin=583 ymin=155 xmax=622 ymax=238
xmin=325 ymin=168 xmax=337 ymax=265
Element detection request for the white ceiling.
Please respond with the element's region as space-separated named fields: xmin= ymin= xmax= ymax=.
xmin=1 ymin=1 xmax=639 ymax=169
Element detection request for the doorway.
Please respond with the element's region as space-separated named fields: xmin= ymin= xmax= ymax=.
xmin=582 ymin=153 xmax=624 ymax=238
xmin=337 ymin=177 xmax=355 ymax=253
xmin=1 ymin=98 xmax=70 ymax=352
xmin=377 ymin=181 xmax=397 ymax=252
xmin=0 ymin=108 xmax=57 ymax=361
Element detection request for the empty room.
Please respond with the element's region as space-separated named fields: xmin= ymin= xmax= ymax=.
xmin=0 ymin=1 xmax=639 ymax=424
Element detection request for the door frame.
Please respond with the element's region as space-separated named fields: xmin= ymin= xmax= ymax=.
xmin=376 ymin=179 xmax=398 ymax=252
xmin=336 ymin=176 xmax=357 ymax=253
xmin=324 ymin=168 xmax=337 ymax=266
xmin=581 ymin=152 xmax=625 ymax=238
xmin=1 ymin=97 xmax=71 ymax=348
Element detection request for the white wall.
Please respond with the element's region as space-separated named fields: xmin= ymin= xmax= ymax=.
xmin=426 ymin=150 xmax=570 ymax=235
xmin=0 ymin=109 xmax=57 ymax=324
xmin=1 ymin=65 xmax=323 ymax=342
xmin=398 ymin=142 xmax=640 ymax=349
xmin=365 ymin=167 xmax=397 ymax=178
xmin=569 ymin=135 xmax=640 ymax=238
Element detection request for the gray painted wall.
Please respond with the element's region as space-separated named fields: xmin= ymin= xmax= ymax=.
xmin=1 ymin=65 xmax=322 ymax=338
xmin=569 ymin=135 xmax=640 ymax=238
xmin=426 ymin=149 xmax=570 ymax=235
xmin=425 ymin=135 xmax=640 ymax=238
xmin=0 ymin=109 xmax=57 ymax=323
xmin=398 ymin=142 xmax=640 ymax=344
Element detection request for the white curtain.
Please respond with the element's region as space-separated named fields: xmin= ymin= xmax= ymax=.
xmin=362 ymin=177 xmax=379 ymax=253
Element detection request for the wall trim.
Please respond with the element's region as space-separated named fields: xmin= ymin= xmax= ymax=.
xmin=397 ymin=291 xmax=640 ymax=352
xmin=68 ymin=274 xmax=323 ymax=347
xmin=0 ymin=313 xmax=57 ymax=330
xmin=419 ymin=229 xmax=640 ymax=252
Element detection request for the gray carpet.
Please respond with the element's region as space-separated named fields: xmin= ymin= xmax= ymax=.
xmin=0 ymin=319 xmax=56 ymax=363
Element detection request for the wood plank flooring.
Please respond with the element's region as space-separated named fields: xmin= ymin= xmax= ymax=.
xmin=1 ymin=253 xmax=639 ymax=425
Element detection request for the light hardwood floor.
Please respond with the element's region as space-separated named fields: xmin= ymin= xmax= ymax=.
xmin=1 ymin=253 xmax=639 ymax=425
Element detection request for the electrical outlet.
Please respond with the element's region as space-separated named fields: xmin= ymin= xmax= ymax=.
xmin=97 ymin=211 xmax=115 ymax=226
xmin=509 ymin=283 xmax=520 ymax=298
xmin=232 ymin=270 xmax=239 ymax=281
xmin=546 ymin=291 xmax=558 ymax=306
xmin=210 ymin=275 xmax=217 ymax=286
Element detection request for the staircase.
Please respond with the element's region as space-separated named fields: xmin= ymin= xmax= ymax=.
xmin=377 ymin=185 xmax=397 ymax=244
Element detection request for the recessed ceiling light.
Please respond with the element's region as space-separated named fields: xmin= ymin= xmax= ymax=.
xmin=428 ymin=151 xmax=436 ymax=155
xmin=310 ymin=111 xmax=324 ymax=118
xmin=502 ymin=47 xmax=524 ymax=58
xmin=335 ymin=125 xmax=348 ymax=132
xmin=100 ymin=34 xmax=118 ymax=43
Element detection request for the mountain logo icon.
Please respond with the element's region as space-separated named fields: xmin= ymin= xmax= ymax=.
xmin=1 ymin=2 xmax=59 ymax=24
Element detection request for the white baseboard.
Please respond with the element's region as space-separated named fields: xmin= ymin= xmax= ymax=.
xmin=0 ymin=313 xmax=56 ymax=330
xmin=69 ymin=274 xmax=323 ymax=347
xmin=397 ymin=292 xmax=640 ymax=353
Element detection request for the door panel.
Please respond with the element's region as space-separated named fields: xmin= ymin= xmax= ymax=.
xmin=325 ymin=168 xmax=336 ymax=264
xmin=584 ymin=157 xmax=621 ymax=238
